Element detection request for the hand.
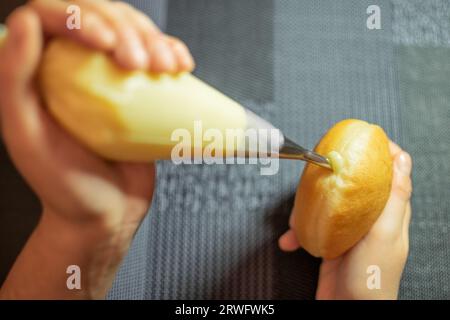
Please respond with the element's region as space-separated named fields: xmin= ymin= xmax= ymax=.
xmin=278 ymin=141 xmax=413 ymax=300
xmin=0 ymin=0 xmax=194 ymax=299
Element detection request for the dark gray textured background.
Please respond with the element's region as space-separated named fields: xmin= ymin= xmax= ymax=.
xmin=0 ymin=0 xmax=449 ymax=299
xmin=108 ymin=0 xmax=450 ymax=299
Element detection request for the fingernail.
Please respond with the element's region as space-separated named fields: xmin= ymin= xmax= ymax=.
xmin=396 ymin=152 xmax=412 ymax=176
xmin=131 ymin=43 xmax=148 ymax=68
xmin=156 ymin=41 xmax=176 ymax=72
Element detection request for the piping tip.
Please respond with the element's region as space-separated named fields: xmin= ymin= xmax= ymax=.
xmin=278 ymin=137 xmax=332 ymax=170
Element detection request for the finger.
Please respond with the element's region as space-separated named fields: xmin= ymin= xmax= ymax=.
xmin=74 ymin=0 xmax=148 ymax=69
xmin=371 ymin=151 xmax=413 ymax=235
xmin=112 ymin=1 xmax=162 ymax=71
xmin=112 ymin=1 xmax=160 ymax=37
xmin=147 ymin=35 xmax=177 ymax=73
xmin=30 ymin=0 xmax=116 ymax=50
xmin=278 ymin=229 xmax=301 ymax=252
xmin=391 ymin=152 xmax=413 ymax=201
xmin=165 ymin=35 xmax=195 ymax=72
xmin=0 ymin=7 xmax=52 ymax=162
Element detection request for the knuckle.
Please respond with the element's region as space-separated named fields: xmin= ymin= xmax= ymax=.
xmin=393 ymin=178 xmax=412 ymax=200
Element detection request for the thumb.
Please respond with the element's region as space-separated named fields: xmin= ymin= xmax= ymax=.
xmin=372 ymin=151 xmax=413 ymax=234
xmin=391 ymin=152 xmax=413 ymax=201
xmin=0 ymin=6 xmax=42 ymax=110
xmin=0 ymin=7 xmax=44 ymax=145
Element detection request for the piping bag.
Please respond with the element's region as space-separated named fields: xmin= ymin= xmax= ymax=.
xmin=0 ymin=27 xmax=331 ymax=170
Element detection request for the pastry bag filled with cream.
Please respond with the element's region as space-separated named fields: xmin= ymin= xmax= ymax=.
xmin=38 ymin=38 xmax=284 ymax=162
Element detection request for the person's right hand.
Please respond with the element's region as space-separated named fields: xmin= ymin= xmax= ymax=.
xmin=0 ymin=0 xmax=194 ymax=299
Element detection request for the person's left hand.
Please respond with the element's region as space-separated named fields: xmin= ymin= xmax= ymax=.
xmin=278 ymin=141 xmax=412 ymax=300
